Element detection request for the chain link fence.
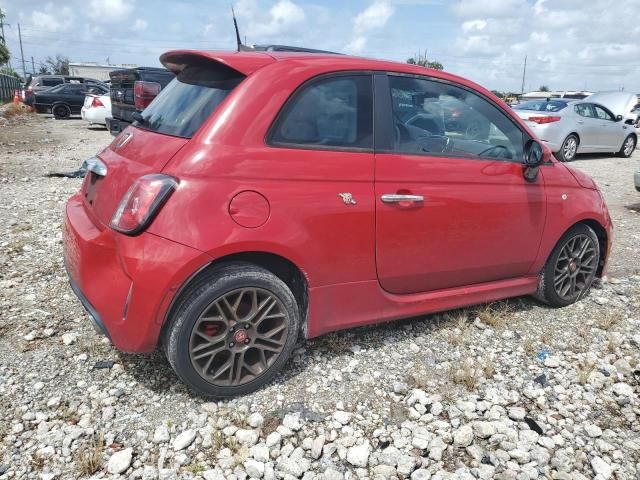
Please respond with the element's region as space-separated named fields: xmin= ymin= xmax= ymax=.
xmin=0 ymin=73 xmax=22 ymax=103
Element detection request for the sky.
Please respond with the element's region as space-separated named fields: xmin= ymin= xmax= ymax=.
xmin=2 ymin=0 xmax=640 ymax=93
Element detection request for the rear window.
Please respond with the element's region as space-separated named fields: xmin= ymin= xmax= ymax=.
xmin=136 ymin=62 xmax=244 ymax=138
xmin=513 ymin=100 xmax=568 ymax=112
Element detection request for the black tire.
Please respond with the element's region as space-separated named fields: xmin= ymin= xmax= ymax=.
xmin=163 ymin=262 xmax=300 ymax=397
xmin=52 ymin=104 xmax=71 ymax=120
xmin=535 ymin=224 xmax=599 ymax=307
xmin=617 ymin=134 xmax=636 ymax=158
xmin=554 ymin=134 xmax=579 ymax=162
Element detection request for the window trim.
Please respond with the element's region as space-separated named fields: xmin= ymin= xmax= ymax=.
xmin=265 ymin=71 xmax=375 ymax=153
xmin=375 ymin=72 xmax=532 ymax=164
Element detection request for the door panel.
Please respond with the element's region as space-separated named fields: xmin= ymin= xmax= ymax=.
xmin=374 ymin=73 xmax=546 ymax=295
xmin=592 ymin=104 xmax=623 ymax=149
xmin=375 ymin=155 xmax=545 ymax=293
xmin=573 ymin=103 xmax=599 ymax=149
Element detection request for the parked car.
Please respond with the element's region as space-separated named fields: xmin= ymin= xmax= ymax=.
xmin=81 ymin=91 xmax=111 ymax=126
xmin=33 ymin=83 xmax=108 ymax=119
xmin=513 ymin=97 xmax=637 ymax=161
xmin=106 ymin=67 xmax=174 ymax=135
xmin=24 ymin=75 xmax=106 ymax=106
xmin=635 ymin=169 xmax=640 ymax=192
xmin=64 ymin=50 xmax=612 ymax=397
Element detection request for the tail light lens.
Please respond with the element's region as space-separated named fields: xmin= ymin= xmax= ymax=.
xmin=110 ymin=174 xmax=177 ymax=235
xmin=91 ymin=96 xmax=104 ymax=108
xmin=134 ymin=81 xmax=161 ymax=110
xmin=529 ymin=116 xmax=561 ymax=124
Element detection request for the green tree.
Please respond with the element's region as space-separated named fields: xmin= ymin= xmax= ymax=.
xmin=0 ymin=66 xmax=19 ymax=78
xmin=491 ymin=90 xmax=505 ymax=99
xmin=407 ymin=50 xmax=443 ymax=70
xmin=43 ymin=54 xmax=70 ymax=75
xmin=0 ymin=43 xmax=9 ymax=66
xmin=539 ymin=85 xmax=550 ymax=92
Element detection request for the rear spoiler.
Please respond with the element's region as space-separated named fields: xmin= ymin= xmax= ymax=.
xmin=160 ymin=50 xmax=276 ymax=76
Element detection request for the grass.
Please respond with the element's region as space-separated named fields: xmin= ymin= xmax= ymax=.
xmin=30 ymin=453 xmax=45 ymax=471
xmin=476 ymin=303 xmax=511 ymax=329
xmin=74 ymin=433 xmax=104 ymax=476
xmin=578 ymin=325 xmax=591 ymax=340
xmin=607 ymin=335 xmax=621 ymax=354
xmin=449 ymin=359 xmax=482 ymax=391
xmin=447 ymin=330 xmax=464 ymax=347
xmin=185 ymin=464 xmax=206 ymax=474
xmin=522 ymin=337 xmax=536 ymax=355
xmin=577 ymin=361 xmax=596 ymax=386
xmin=597 ymin=311 xmax=623 ymax=331
xmin=540 ymin=330 xmax=553 ymax=345
xmin=483 ymin=359 xmax=496 ymax=379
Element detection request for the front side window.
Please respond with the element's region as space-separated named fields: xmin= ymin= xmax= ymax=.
xmin=270 ymin=75 xmax=373 ymax=150
xmin=593 ymin=105 xmax=614 ymax=121
xmin=42 ymin=78 xmax=63 ymax=87
xmin=388 ymin=75 xmax=523 ymax=161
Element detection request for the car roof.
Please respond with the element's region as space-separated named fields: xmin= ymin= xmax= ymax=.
xmin=159 ymin=50 xmax=483 ymax=91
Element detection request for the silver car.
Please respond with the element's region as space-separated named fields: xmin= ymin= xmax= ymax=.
xmin=513 ymin=96 xmax=637 ymax=161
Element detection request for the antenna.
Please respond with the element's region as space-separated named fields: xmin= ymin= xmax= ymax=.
xmin=232 ymin=6 xmax=242 ymax=51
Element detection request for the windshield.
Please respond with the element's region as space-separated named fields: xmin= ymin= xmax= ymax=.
xmin=136 ymin=62 xmax=245 ymax=138
xmin=513 ymin=100 xmax=568 ymax=112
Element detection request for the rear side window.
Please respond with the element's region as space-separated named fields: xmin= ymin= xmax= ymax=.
xmin=513 ymin=100 xmax=567 ymax=112
xmin=269 ymin=75 xmax=373 ymax=150
xmin=42 ymin=78 xmax=63 ymax=87
xmin=136 ymin=62 xmax=245 ymax=138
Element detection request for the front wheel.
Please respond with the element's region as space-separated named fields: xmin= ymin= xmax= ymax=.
xmin=535 ymin=224 xmax=599 ymax=307
xmin=164 ymin=263 xmax=300 ymax=397
xmin=554 ymin=134 xmax=579 ymax=162
xmin=617 ymin=134 xmax=636 ymax=158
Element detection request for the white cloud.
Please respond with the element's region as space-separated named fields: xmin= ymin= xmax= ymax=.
xmin=30 ymin=4 xmax=73 ymax=33
xmin=346 ymin=1 xmax=394 ymax=53
xmin=236 ymin=0 xmax=305 ymax=38
xmin=133 ymin=19 xmax=148 ymax=31
xmin=461 ymin=19 xmax=486 ymax=33
xmin=88 ymin=0 xmax=134 ymax=22
xmin=452 ymin=0 xmax=528 ymax=18
xmin=354 ymin=1 xmax=394 ymax=34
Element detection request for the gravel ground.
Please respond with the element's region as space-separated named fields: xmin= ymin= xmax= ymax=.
xmin=1 ymin=112 xmax=639 ymax=480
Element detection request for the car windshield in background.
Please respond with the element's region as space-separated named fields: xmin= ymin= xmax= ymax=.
xmin=513 ymin=100 xmax=568 ymax=112
xmin=136 ymin=62 xmax=245 ymax=138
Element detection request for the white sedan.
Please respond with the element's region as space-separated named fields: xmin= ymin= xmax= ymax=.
xmin=81 ymin=92 xmax=111 ymax=126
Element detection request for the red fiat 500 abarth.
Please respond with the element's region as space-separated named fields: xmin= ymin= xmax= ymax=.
xmin=63 ymin=50 xmax=612 ymax=397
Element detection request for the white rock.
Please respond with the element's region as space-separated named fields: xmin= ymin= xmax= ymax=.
xmin=282 ymin=413 xmax=303 ymax=431
xmin=453 ymin=425 xmax=474 ymax=447
xmin=584 ymin=424 xmax=603 ymax=438
xmin=62 ymin=332 xmax=78 ymax=345
xmin=473 ymin=421 xmax=496 ymax=439
xmin=544 ymin=357 xmax=560 ymax=368
xmin=173 ymin=429 xmax=196 ymax=451
xmin=508 ymin=407 xmax=526 ymax=421
xmin=248 ymin=413 xmax=264 ymax=428
xmin=612 ymin=383 xmax=633 ymax=397
xmin=250 ymin=443 xmax=270 ymax=462
xmin=244 ymin=459 xmax=265 ymax=478
xmin=266 ymin=431 xmax=281 ymax=447
xmin=411 ymin=469 xmax=432 ymax=480
xmin=346 ymin=442 xmax=370 ymax=467
xmin=107 ymin=447 xmax=133 ymax=474
xmin=153 ymin=424 xmax=170 ymax=444
xmin=236 ymin=429 xmax=259 ymax=446
xmin=591 ymin=456 xmax=613 ymax=479
xmin=311 ymin=435 xmax=325 ymax=459
xmin=333 ymin=411 xmax=353 ymax=425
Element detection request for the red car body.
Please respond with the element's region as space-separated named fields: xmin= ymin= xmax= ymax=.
xmin=63 ymin=51 xmax=612 ymax=355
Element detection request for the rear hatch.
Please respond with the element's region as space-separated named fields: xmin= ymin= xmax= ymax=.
xmin=83 ymin=58 xmax=248 ymax=227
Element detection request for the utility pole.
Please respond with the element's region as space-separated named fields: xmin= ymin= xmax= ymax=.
xmin=31 ymin=56 xmax=35 ymax=74
xmin=520 ymin=55 xmax=527 ymax=95
xmin=18 ymin=23 xmax=27 ymax=80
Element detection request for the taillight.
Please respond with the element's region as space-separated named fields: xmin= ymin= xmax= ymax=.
xmin=110 ymin=174 xmax=177 ymax=235
xmin=528 ymin=116 xmax=561 ymax=124
xmin=91 ymin=96 xmax=104 ymax=107
xmin=134 ymin=81 xmax=161 ymax=110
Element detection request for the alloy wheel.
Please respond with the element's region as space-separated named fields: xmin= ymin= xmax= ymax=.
xmin=563 ymin=137 xmax=577 ymax=161
xmin=553 ymin=234 xmax=597 ymax=300
xmin=189 ymin=287 xmax=288 ymax=386
xmin=623 ymin=136 xmax=635 ymax=156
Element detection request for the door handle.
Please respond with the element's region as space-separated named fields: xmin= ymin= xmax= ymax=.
xmin=380 ymin=194 xmax=424 ymax=203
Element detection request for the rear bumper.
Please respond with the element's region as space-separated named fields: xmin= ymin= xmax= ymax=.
xmin=63 ymin=193 xmax=210 ymax=352
xmin=81 ymin=107 xmax=107 ymax=125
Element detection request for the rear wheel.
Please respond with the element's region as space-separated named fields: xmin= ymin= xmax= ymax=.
xmin=535 ymin=224 xmax=599 ymax=307
xmin=164 ymin=263 xmax=300 ymax=397
xmin=554 ymin=134 xmax=579 ymax=162
xmin=52 ymin=104 xmax=71 ymax=120
xmin=618 ymin=134 xmax=636 ymax=157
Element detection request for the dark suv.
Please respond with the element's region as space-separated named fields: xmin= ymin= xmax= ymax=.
xmin=25 ymin=75 xmax=106 ymax=107
xmin=106 ymin=67 xmax=174 ymax=135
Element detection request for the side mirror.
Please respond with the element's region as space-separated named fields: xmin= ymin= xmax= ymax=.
xmin=616 ymin=114 xmax=623 ymax=122
xmin=523 ymin=139 xmax=544 ymax=182
xmin=624 ymin=118 xmax=635 ymax=125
